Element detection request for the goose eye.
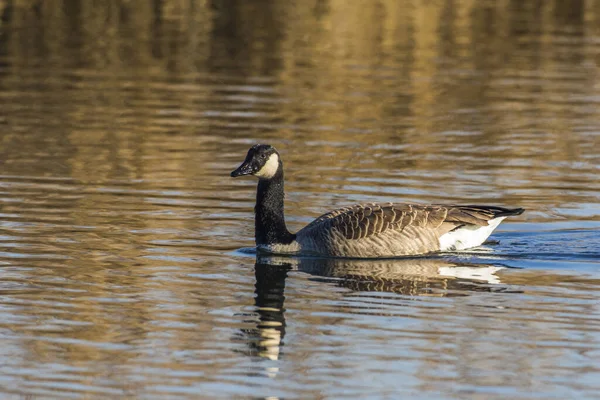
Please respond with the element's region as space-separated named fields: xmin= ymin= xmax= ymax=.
xmin=260 ymin=154 xmax=266 ymax=160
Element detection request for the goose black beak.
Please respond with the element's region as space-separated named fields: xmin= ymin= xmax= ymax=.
xmin=231 ymin=162 xmax=253 ymax=177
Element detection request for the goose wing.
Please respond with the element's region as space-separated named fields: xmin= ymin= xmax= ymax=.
xmin=300 ymin=203 xmax=523 ymax=241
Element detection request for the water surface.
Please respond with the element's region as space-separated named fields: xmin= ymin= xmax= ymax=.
xmin=0 ymin=1 xmax=599 ymax=399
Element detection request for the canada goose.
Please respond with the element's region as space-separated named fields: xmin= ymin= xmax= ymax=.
xmin=231 ymin=144 xmax=524 ymax=258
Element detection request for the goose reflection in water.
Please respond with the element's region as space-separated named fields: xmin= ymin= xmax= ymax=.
xmin=240 ymin=256 xmax=515 ymax=364
xmin=235 ymin=262 xmax=290 ymax=365
xmin=261 ymin=255 xmax=515 ymax=296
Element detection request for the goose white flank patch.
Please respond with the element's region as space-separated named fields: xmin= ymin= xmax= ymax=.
xmin=231 ymin=144 xmax=524 ymax=258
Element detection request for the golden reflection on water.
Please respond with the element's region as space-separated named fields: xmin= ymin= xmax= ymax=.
xmin=0 ymin=0 xmax=599 ymax=398
xmin=0 ymin=0 xmax=598 ymax=220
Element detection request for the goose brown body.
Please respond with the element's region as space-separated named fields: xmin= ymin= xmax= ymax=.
xmin=231 ymin=144 xmax=524 ymax=258
xmin=295 ymin=203 xmax=523 ymax=257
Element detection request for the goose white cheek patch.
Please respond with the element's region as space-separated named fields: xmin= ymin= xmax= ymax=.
xmin=255 ymin=153 xmax=279 ymax=179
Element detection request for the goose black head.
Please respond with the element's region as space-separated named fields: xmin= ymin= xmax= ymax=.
xmin=231 ymin=144 xmax=281 ymax=179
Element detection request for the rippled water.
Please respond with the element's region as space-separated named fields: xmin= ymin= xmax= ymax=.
xmin=0 ymin=1 xmax=599 ymax=399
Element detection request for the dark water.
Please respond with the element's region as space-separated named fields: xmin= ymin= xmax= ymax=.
xmin=0 ymin=1 xmax=599 ymax=398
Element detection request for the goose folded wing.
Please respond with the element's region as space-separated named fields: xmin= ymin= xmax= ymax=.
xmin=301 ymin=203 xmax=519 ymax=241
xmin=302 ymin=203 xmax=450 ymax=240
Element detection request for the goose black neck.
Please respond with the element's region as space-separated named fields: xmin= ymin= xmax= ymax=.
xmin=255 ymin=171 xmax=295 ymax=246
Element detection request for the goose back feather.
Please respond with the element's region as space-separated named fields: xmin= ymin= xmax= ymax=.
xmin=295 ymin=203 xmax=523 ymax=257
